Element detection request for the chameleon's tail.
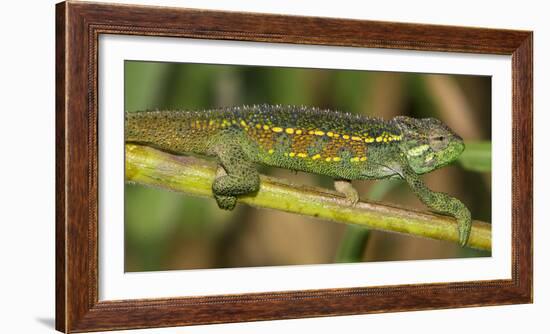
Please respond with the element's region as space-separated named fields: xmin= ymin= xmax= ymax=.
xmin=124 ymin=110 xmax=195 ymax=148
xmin=124 ymin=111 xmax=175 ymax=144
xmin=125 ymin=111 xmax=146 ymax=143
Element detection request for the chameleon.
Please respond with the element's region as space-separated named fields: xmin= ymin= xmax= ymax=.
xmin=125 ymin=104 xmax=471 ymax=246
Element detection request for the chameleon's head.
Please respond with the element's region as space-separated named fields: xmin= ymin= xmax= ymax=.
xmin=394 ymin=116 xmax=465 ymax=174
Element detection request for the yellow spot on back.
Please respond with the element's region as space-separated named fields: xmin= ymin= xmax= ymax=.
xmin=350 ymin=157 xmax=360 ymax=162
xmin=327 ymin=131 xmax=334 ymax=137
xmin=351 ymin=136 xmax=362 ymax=141
xmin=333 ymin=157 xmax=341 ymax=162
xmin=365 ymin=137 xmax=375 ymax=143
xmin=343 ymin=135 xmax=350 ymax=140
xmin=376 ymin=136 xmax=383 ymax=142
xmin=312 ymin=154 xmax=321 ymax=160
xmin=263 ymin=125 xmax=270 ymax=130
xmin=289 ymin=152 xmax=296 ymax=157
xmin=272 ymin=127 xmax=283 ymax=133
xmin=391 ymin=134 xmax=402 ymax=141
xmin=360 ymin=157 xmax=367 ymax=161
xmin=315 ymin=130 xmax=325 ymax=136
xmin=285 ymin=128 xmax=294 ymax=134
xmin=297 ymin=153 xmax=308 ymax=158
xmin=256 ymin=124 xmax=262 ymax=129
xmin=333 ymin=133 xmax=340 ymax=138
xmin=240 ymin=120 xmax=247 ymax=127
xmin=268 ymin=149 xmax=274 ymax=154
xmin=325 ymin=157 xmax=332 ymax=162
xmin=308 ymin=130 xmax=315 ymax=135
xmin=295 ymin=129 xmax=303 ymax=135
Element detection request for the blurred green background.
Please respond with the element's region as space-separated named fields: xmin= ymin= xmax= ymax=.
xmin=124 ymin=60 xmax=491 ymax=272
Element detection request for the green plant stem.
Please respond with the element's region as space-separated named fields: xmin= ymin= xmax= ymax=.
xmin=125 ymin=144 xmax=492 ymax=251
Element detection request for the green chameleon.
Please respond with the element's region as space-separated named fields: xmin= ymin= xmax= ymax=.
xmin=125 ymin=104 xmax=471 ymax=246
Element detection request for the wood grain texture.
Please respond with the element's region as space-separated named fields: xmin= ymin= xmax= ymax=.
xmin=55 ymin=1 xmax=533 ymax=332
xmin=55 ymin=2 xmax=67 ymax=331
xmin=511 ymin=34 xmax=533 ymax=301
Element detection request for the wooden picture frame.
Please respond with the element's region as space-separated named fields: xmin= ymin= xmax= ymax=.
xmin=56 ymin=1 xmax=532 ymax=332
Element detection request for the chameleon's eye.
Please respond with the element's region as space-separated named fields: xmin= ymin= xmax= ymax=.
xmin=429 ymin=135 xmax=448 ymax=151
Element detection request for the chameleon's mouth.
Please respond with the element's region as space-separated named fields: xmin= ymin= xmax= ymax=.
xmin=439 ymin=133 xmax=465 ymax=156
xmin=453 ymin=134 xmax=465 ymax=155
xmin=457 ymin=140 xmax=465 ymax=154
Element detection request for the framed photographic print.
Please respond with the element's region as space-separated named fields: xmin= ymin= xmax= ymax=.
xmin=56 ymin=1 xmax=532 ymax=332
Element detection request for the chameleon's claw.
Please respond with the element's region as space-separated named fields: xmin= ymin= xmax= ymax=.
xmin=334 ymin=179 xmax=360 ymax=206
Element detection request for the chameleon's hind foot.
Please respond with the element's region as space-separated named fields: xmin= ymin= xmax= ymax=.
xmin=334 ymin=179 xmax=360 ymax=206
xmin=211 ymin=144 xmax=260 ymax=210
xmin=212 ymin=167 xmax=238 ymax=210
xmin=214 ymin=194 xmax=237 ymax=210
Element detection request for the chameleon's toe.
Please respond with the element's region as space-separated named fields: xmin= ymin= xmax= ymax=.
xmin=347 ymin=193 xmax=359 ymax=207
xmin=214 ymin=194 xmax=237 ymax=210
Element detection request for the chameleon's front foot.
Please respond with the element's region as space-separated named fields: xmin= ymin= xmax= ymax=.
xmin=437 ymin=195 xmax=472 ymax=247
xmin=402 ymin=166 xmax=472 ymax=247
xmin=456 ymin=207 xmax=472 ymax=247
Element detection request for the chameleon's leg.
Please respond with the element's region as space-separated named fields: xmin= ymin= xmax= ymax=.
xmin=211 ymin=141 xmax=260 ymax=210
xmin=401 ymin=166 xmax=472 ymax=246
xmin=334 ymin=179 xmax=360 ymax=206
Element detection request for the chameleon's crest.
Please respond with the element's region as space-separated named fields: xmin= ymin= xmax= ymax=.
xmin=394 ymin=116 xmax=465 ymax=174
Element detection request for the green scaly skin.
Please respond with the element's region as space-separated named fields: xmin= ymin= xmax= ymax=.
xmin=125 ymin=104 xmax=471 ymax=246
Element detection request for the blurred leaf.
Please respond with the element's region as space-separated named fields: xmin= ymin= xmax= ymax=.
xmin=124 ymin=61 xmax=172 ymax=111
xmin=334 ymin=225 xmax=370 ymax=263
xmin=406 ymin=74 xmax=438 ymax=118
xmin=458 ymin=141 xmax=491 ymax=172
xmin=332 ymin=71 xmax=372 ymax=113
xmin=125 ymin=184 xmax=182 ymax=242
